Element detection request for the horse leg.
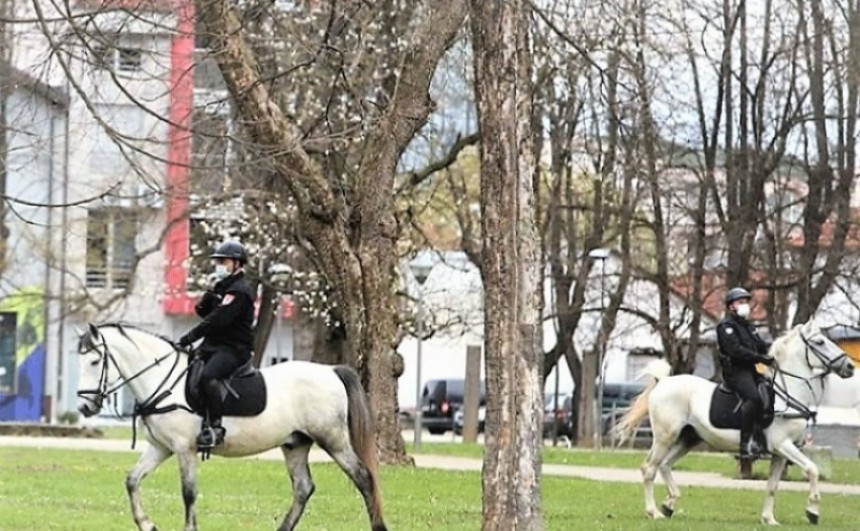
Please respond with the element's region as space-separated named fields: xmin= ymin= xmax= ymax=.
xmin=127 ymin=443 xmax=172 ymax=531
xmin=277 ymin=434 xmax=315 ymax=531
xmin=774 ymin=440 xmax=821 ymax=524
xmin=325 ymin=444 xmax=386 ymax=531
xmin=657 ymin=441 xmax=692 ymax=517
xmin=642 ymin=440 xmax=673 ymax=519
xmin=760 ymin=454 xmax=788 ymax=526
xmin=177 ymin=450 xmax=198 ymax=531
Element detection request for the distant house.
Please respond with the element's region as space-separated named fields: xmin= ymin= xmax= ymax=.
xmin=1 ymin=1 xmax=302 ymax=422
xmin=0 ymin=65 xmax=69 ymax=420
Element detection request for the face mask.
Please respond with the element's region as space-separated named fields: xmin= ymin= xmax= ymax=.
xmin=213 ymin=264 xmax=230 ymax=281
xmin=736 ymin=303 xmax=751 ymax=319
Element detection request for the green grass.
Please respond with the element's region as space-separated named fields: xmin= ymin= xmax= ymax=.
xmin=94 ymin=426 xmax=134 ymax=440
xmin=412 ymin=442 xmax=860 ymax=485
xmin=1 ymin=447 xmax=859 ymax=530
xmin=96 ymin=428 xmax=860 ymax=484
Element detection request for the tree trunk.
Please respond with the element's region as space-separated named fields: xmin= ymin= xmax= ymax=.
xmin=198 ymin=0 xmax=467 ymax=465
xmin=576 ymin=350 xmax=597 ymax=447
xmin=471 ymin=1 xmax=543 ymax=528
xmin=252 ymin=283 xmax=276 ymax=367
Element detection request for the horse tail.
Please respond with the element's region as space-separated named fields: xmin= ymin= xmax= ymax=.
xmin=333 ymin=365 xmax=385 ymax=528
xmin=614 ymin=359 xmax=672 ymax=445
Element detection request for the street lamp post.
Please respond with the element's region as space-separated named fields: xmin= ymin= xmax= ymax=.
xmin=589 ymin=248 xmax=610 ymax=450
xmin=410 ymin=257 xmax=432 ymax=450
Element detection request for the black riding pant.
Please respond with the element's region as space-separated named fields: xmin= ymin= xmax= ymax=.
xmin=199 ymin=346 xmax=249 ymax=422
xmin=726 ymin=369 xmax=762 ymax=436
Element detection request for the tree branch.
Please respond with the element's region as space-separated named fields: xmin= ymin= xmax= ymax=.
xmin=398 ymin=132 xmax=479 ymax=194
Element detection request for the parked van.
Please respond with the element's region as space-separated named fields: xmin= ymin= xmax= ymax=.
xmin=421 ymin=379 xmax=486 ymax=434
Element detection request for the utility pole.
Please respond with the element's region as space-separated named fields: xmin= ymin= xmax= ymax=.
xmin=0 ymin=0 xmax=11 ymax=275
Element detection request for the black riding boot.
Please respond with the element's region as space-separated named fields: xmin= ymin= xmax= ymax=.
xmin=197 ymin=380 xmax=226 ymax=450
xmin=196 ymin=417 xmax=226 ymax=450
xmin=739 ymin=401 xmax=764 ymax=459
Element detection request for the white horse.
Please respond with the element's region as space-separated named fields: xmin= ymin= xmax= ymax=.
xmin=75 ymin=323 xmax=387 ymax=531
xmin=615 ymin=319 xmax=854 ymax=525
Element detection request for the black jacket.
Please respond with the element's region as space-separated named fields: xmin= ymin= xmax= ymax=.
xmin=717 ymin=313 xmax=771 ymax=377
xmin=181 ymin=271 xmax=255 ymax=351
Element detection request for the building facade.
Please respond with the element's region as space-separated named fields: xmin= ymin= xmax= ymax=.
xmin=1 ymin=0 xmax=300 ymax=422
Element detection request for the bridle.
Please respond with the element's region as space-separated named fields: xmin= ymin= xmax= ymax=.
xmin=771 ymin=328 xmax=851 ymax=421
xmin=76 ymin=325 xmax=192 ymax=445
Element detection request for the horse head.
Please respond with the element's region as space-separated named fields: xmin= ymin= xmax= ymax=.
xmin=75 ymin=322 xmax=180 ymax=417
xmin=76 ymin=323 xmax=116 ymax=417
xmin=773 ymin=319 xmax=854 ymax=380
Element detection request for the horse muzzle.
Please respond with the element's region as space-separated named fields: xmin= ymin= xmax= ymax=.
xmin=77 ymin=395 xmax=103 ymax=417
xmin=836 ymin=357 xmax=855 ymax=379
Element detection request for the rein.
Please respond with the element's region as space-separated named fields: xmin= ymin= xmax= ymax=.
xmin=76 ymin=324 xmax=194 ymax=448
xmin=770 ymin=329 xmax=849 ymax=423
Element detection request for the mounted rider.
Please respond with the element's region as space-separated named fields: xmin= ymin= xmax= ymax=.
xmin=717 ymin=286 xmax=774 ymax=459
xmin=177 ymin=241 xmax=256 ymax=450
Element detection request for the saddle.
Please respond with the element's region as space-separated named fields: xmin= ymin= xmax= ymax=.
xmin=709 ymin=380 xmax=774 ymax=430
xmin=185 ymin=356 xmax=268 ymax=417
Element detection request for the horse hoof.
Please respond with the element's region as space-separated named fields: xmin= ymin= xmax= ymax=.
xmin=659 ymin=504 xmax=674 ymax=518
xmin=647 ymin=510 xmax=665 ymax=520
xmin=806 ymin=510 xmax=819 ymax=525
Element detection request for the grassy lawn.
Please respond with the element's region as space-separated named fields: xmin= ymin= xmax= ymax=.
xmin=412 ymin=442 xmax=860 ymax=485
xmin=94 ymin=426 xmax=860 ymax=485
xmin=1 ymin=447 xmax=859 ymax=530
xmin=92 ymin=426 xmax=134 ymax=440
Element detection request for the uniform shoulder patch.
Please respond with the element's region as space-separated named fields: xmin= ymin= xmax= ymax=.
xmin=725 ymin=327 xmax=734 ymax=335
xmin=221 ymin=294 xmax=235 ymax=306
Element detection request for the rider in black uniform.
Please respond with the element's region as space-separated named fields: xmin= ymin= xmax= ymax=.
xmin=716 ymin=287 xmax=774 ymax=459
xmin=177 ymin=241 xmax=255 ymax=449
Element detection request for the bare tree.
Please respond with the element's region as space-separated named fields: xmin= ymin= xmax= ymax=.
xmin=792 ymin=0 xmax=860 ymax=324
xmin=471 ymin=0 xmax=544 ymax=526
xmin=197 ymin=0 xmax=468 ymax=464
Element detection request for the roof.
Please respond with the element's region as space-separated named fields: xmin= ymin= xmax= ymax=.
xmin=669 ymin=271 xmax=769 ymax=322
xmin=786 ymin=209 xmax=860 ymax=251
xmin=823 ymin=324 xmax=860 ymax=341
xmin=4 ymin=64 xmax=69 ymax=107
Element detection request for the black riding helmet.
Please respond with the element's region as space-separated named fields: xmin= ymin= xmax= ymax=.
xmin=210 ymin=241 xmax=247 ymax=266
xmin=725 ymin=286 xmax=752 ymax=306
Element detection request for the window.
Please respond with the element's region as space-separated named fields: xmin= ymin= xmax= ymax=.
xmin=90 ymin=42 xmax=142 ymax=72
xmin=86 ymin=208 xmax=137 ymax=289
xmin=117 ymin=48 xmax=142 ymax=71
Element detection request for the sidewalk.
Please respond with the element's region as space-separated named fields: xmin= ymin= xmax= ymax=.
xmin=3 ymin=435 xmax=860 ymax=495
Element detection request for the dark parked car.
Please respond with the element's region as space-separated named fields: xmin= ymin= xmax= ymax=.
xmin=543 ymin=392 xmax=574 ymax=439
xmin=600 ymin=382 xmax=646 ymax=434
xmin=421 ymin=379 xmax=486 ymax=435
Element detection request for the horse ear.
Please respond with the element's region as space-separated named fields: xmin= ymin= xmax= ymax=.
xmin=73 ymin=325 xmax=84 ymax=338
xmin=87 ymin=322 xmax=99 ymax=339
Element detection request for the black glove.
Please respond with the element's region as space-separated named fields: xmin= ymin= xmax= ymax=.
xmin=176 ymin=335 xmax=193 ymax=351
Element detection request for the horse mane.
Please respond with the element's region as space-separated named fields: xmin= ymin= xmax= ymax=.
xmin=86 ymin=322 xmax=174 ymax=354
xmin=769 ymin=324 xmax=802 ymax=362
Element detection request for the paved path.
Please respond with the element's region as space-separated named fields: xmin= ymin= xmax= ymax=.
xmin=3 ymin=436 xmax=860 ymax=495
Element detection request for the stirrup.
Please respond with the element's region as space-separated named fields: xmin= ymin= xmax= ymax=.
xmin=196 ymin=425 xmax=225 ymax=460
xmin=740 ymin=440 xmax=765 ymax=460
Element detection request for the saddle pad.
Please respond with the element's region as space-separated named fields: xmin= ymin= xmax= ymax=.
xmin=185 ymin=359 xmax=267 ymax=417
xmin=708 ymin=383 xmax=775 ymax=430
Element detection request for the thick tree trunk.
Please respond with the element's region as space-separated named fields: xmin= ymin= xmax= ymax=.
xmin=198 ymin=0 xmax=467 ymax=465
xmin=471 ymin=1 xmax=543 ymax=528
